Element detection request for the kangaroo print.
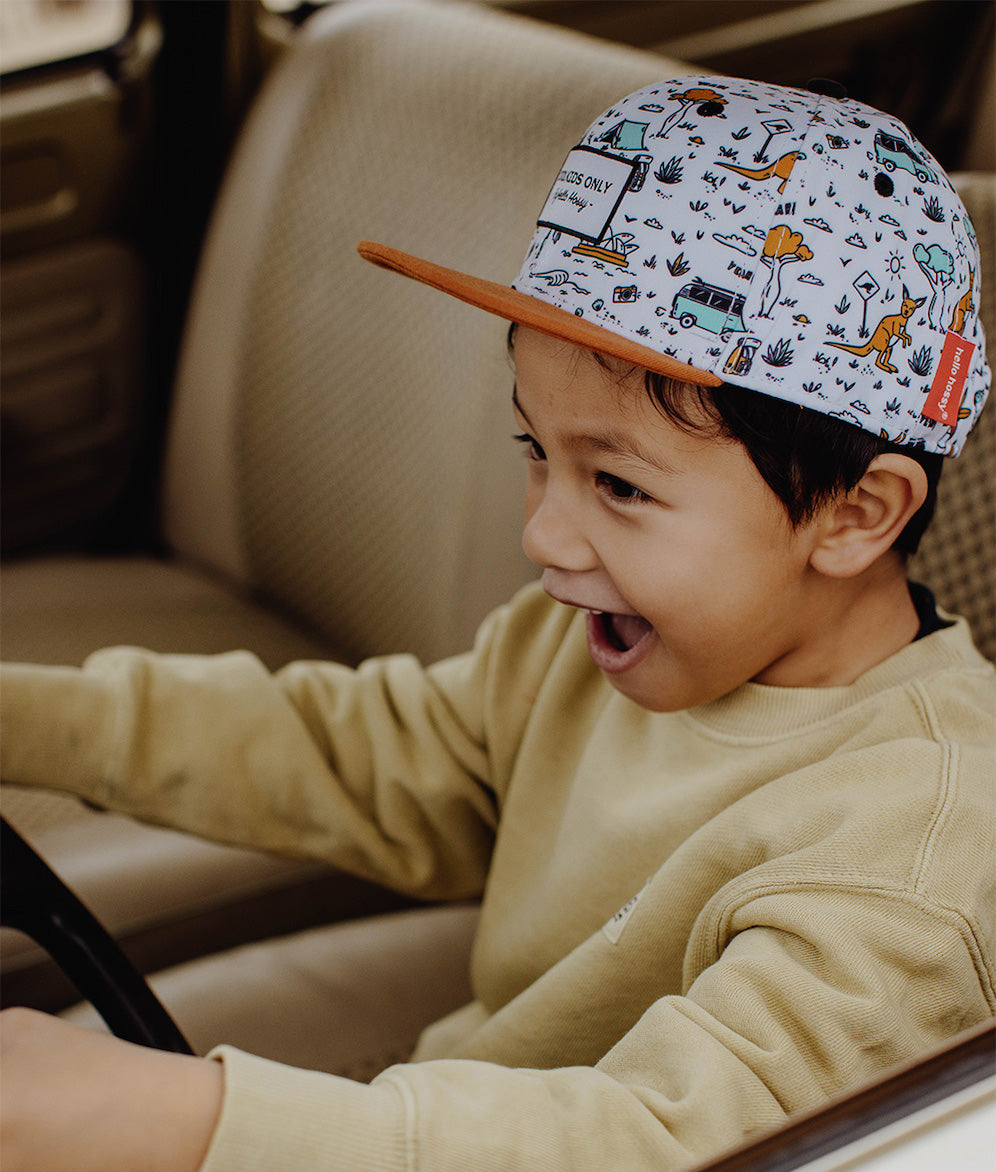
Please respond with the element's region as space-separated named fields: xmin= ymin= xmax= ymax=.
xmin=512 ymin=76 xmax=987 ymax=455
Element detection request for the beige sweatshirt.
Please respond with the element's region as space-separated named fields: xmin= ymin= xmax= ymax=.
xmin=2 ymin=581 xmax=994 ymax=1170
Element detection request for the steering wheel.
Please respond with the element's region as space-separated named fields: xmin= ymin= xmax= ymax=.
xmin=1 ymin=815 xmax=193 ymax=1054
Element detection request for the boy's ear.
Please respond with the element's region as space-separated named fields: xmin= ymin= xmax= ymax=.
xmin=808 ymin=454 xmax=929 ymax=578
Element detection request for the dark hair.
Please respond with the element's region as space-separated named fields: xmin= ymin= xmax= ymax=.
xmin=642 ymin=373 xmax=941 ymax=556
xmin=507 ymin=324 xmax=940 ymax=555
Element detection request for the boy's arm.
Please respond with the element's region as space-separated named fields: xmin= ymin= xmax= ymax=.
xmin=208 ymin=884 xmax=991 ymax=1170
xmin=2 ymin=901 xmax=985 ymax=1172
xmin=178 ymin=884 xmax=987 ymax=1171
xmin=0 ymin=598 xmax=526 ymax=899
xmin=0 ymin=583 xmax=567 ymax=899
xmin=13 ymin=878 xmax=965 ymax=1172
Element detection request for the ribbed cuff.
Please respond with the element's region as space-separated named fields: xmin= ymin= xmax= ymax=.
xmin=202 ymin=1046 xmax=410 ymax=1171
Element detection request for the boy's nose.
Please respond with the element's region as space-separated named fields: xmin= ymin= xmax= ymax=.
xmin=522 ymin=488 xmax=598 ymax=573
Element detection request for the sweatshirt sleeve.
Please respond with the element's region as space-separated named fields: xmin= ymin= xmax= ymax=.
xmin=198 ymin=881 xmax=991 ymax=1172
xmin=0 ymin=590 xmax=558 ymax=900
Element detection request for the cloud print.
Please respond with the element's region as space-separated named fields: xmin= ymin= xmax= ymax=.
xmin=845 ymin=233 xmax=868 ymax=249
xmin=712 ymin=232 xmax=758 ymax=256
xmin=742 ymin=224 xmax=768 ymax=240
xmin=644 ymin=218 xmax=664 ymax=230
xmin=830 ymin=409 xmax=863 ymax=427
xmin=798 ymin=273 xmax=825 ymax=285
xmin=803 ymin=217 xmax=832 ymax=233
xmin=879 ymin=214 xmax=900 ymax=227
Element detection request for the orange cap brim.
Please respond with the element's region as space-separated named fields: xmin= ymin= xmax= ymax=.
xmin=357 ymin=241 xmax=723 ymax=388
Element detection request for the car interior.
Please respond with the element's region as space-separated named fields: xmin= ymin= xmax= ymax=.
xmin=1 ymin=0 xmax=993 ymax=1164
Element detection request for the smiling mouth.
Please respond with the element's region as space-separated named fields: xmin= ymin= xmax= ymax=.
xmin=593 ymin=611 xmax=653 ymax=651
xmin=584 ymin=609 xmax=655 ymax=673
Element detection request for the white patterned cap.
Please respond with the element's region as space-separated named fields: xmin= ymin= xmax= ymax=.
xmin=361 ymin=75 xmax=989 ymax=456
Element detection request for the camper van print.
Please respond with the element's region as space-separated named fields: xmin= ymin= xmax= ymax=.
xmin=874 ymin=131 xmax=938 ymax=184
xmin=511 ymin=73 xmax=986 ymax=454
xmin=671 ymin=280 xmax=747 ymax=336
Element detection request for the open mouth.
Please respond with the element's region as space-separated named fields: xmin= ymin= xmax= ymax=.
xmin=584 ymin=609 xmax=655 ymax=673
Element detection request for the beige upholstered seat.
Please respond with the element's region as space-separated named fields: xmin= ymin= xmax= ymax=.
xmin=1 ymin=0 xmax=682 ymax=1006
xmin=909 ymin=175 xmax=995 ymax=657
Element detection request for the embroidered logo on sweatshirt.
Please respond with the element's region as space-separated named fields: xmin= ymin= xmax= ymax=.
xmin=602 ymin=880 xmax=650 ymax=945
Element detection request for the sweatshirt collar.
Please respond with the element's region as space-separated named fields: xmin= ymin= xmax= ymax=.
xmin=680 ymin=615 xmax=989 ymax=738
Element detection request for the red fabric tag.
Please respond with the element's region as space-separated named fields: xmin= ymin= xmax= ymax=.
xmin=922 ymin=332 xmax=975 ymax=425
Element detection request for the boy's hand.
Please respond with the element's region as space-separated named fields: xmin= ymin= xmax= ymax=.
xmin=0 ymin=1007 xmax=223 ymax=1171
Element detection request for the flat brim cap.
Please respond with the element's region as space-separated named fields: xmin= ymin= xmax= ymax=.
xmin=359 ymin=74 xmax=989 ymax=456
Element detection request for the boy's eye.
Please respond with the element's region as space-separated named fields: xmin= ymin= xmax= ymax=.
xmin=513 ymin=433 xmax=546 ymax=462
xmin=596 ymin=472 xmax=653 ymax=505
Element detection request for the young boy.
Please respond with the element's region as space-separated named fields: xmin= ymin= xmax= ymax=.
xmin=1 ymin=75 xmax=993 ymax=1171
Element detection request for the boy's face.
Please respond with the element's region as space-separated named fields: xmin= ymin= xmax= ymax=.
xmin=512 ymin=327 xmax=827 ymax=712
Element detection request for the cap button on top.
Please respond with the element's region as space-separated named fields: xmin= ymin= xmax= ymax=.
xmin=806 ymin=78 xmax=849 ymax=98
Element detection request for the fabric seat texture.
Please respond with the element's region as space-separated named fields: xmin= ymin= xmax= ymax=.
xmin=63 ymin=904 xmax=480 ymax=1074
xmin=0 ymin=0 xmax=684 ymax=1005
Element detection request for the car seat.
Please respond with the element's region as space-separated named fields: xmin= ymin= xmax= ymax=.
xmin=0 ymin=0 xmax=685 ymax=1015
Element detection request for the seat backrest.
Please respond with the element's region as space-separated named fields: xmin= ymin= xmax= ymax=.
xmin=162 ymin=0 xmax=681 ymax=663
xmin=909 ymin=175 xmax=995 ymax=662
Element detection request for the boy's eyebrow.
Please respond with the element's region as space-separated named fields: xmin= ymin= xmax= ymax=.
xmin=511 ymin=385 xmax=531 ymax=426
xmin=512 ymin=386 xmax=679 ymax=476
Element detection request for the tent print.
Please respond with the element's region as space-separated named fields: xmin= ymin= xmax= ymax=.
xmin=596 ymin=120 xmax=649 ymax=152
